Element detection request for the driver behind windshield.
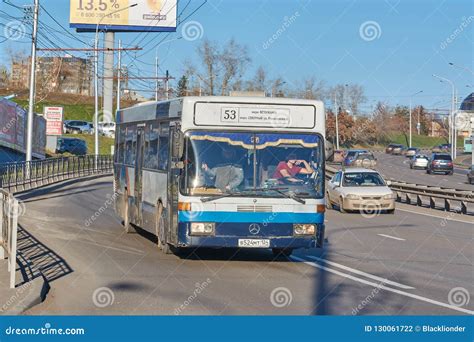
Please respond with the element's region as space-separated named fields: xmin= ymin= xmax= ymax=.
xmin=201 ymin=147 xmax=244 ymax=192
xmin=272 ymin=153 xmax=314 ymax=184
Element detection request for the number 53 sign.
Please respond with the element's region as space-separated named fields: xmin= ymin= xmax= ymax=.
xmin=70 ymin=0 xmax=177 ymax=32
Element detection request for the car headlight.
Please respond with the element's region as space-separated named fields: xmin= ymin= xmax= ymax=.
xmin=383 ymin=193 xmax=395 ymax=200
xmin=345 ymin=194 xmax=361 ymax=200
xmin=190 ymin=222 xmax=215 ymax=236
xmin=293 ymin=224 xmax=315 ymax=236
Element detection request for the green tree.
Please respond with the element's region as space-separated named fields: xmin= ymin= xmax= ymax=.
xmin=177 ymin=75 xmax=188 ymax=97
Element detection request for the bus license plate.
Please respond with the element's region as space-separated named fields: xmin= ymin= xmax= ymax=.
xmin=238 ymin=239 xmax=270 ymax=248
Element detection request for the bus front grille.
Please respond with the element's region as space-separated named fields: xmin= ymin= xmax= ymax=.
xmin=237 ymin=205 xmax=273 ymax=213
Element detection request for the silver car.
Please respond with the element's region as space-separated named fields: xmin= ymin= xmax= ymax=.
xmin=409 ymin=154 xmax=429 ymax=169
xmin=326 ymin=168 xmax=395 ymax=214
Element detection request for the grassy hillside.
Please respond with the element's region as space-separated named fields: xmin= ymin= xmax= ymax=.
xmin=355 ymin=133 xmax=465 ymax=149
xmin=14 ymin=99 xmax=97 ymax=121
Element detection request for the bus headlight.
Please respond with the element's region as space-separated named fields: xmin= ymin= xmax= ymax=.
xmin=293 ymin=224 xmax=315 ymax=236
xmin=190 ymin=222 xmax=215 ymax=236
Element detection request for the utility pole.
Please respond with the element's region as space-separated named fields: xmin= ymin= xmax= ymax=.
xmin=433 ymin=75 xmax=455 ymax=158
xmin=25 ymin=0 xmax=39 ymax=162
xmin=116 ymin=39 xmax=122 ymax=111
xmin=409 ymin=90 xmax=423 ymax=148
xmin=155 ymin=56 xmax=159 ymax=101
xmin=165 ymin=70 xmax=170 ymax=100
xmin=334 ymin=93 xmax=339 ymax=150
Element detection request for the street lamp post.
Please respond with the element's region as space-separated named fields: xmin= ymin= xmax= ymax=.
xmin=433 ymin=74 xmax=456 ymax=158
xmin=409 ymin=90 xmax=423 ymax=148
xmin=94 ymin=3 xmax=137 ymax=159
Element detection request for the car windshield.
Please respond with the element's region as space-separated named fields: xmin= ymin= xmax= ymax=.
xmin=342 ymin=172 xmax=385 ymax=187
xmin=434 ymin=155 xmax=452 ymax=161
xmin=415 ymin=155 xmax=428 ymax=159
xmin=181 ymin=132 xmax=324 ymax=199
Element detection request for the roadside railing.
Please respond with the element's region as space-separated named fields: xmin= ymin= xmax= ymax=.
xmin=326 ymin=164 xmax=474 ymax=215
xmin=0 ymin=155 xmax=113 ymax=288
xmin=0 ymin=189 xmax=19 ymax=288
xmin=0 ymin=155 xmax=113 ymax=193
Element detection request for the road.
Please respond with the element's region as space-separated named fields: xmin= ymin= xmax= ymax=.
xmin=374 ymin=152 xmax=472 ymax=191
xmin=16 ymin=176 xmax=473 ymax=315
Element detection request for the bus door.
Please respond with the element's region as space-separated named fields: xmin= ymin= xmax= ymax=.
xmin=134 ymin=125 xmax=146 ymax=224
xmin=168 ymin=124 xmax=182 ymax=245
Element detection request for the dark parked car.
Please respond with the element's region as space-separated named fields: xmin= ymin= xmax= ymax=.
xmin=468 ymin=166 xmax=473 ymax=184
xmin=343 ymin=149 xmax=369 ymax=166
xmin=56 ymin=138 xmax=87 ymax=155
xmin=391 ymin=144 xmax=405 ymax=155
xmin=427 ymin=153 xmax=453 ymax=175
xmin=64 ymin=120 xmax=93 ymax=134
xmin=385 ymin=143 xmax=397 ymax=154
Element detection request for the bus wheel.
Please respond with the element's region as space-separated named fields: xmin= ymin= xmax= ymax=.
xmin=157 ymin=205 xmax=172 ymax=254
xmin=272 ymin=248 xmax=293 ymax=258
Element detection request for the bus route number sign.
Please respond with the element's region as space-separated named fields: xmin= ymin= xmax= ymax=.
xmin=221 ymin=108 xmax=239 ymax=122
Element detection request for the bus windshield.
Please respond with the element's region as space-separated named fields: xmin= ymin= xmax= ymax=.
xmin=181 ymin=131 xmax=324 ymax=199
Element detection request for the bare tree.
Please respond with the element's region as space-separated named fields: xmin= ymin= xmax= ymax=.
xmin=245 ymin=65 xmax=268 ymax=92
xmin=219 ymin=38 xmax=250 ymax=95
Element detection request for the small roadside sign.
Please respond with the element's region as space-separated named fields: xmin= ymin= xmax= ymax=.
xmin=44 ymin=106 xmax=63 ymax=136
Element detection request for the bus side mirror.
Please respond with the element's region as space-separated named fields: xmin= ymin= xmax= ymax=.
xmin=172 ymin=130 xmax=185 ymax=159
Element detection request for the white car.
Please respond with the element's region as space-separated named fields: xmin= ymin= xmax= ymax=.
xmin=97 ymin=122 xmax=116 ymax=137
xmin=326 ymin=168 xmax=395 ymax=214
xmin=409 ymin=154 xmax=429 ymax=169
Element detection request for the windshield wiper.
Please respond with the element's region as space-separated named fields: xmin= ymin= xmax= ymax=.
xmin=201 ymin=187 xmax=306 ymax=204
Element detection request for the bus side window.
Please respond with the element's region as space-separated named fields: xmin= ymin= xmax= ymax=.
xmin=145 ymin=122 xmax=159 ymax=169
xmin=118 ymin=125 xmax=126 ymax=164
xmin=158 ymin=122 xmax=169 ymax=170
xmin=125 ymin=125 xmax=136 ymax=165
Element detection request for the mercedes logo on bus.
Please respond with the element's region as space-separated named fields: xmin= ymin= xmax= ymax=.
xmin=249 ymin=223 xmax=261 ymax=235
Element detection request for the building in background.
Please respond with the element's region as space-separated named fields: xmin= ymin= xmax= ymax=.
xmin=10 ymin=55 xmax=93 ymax=96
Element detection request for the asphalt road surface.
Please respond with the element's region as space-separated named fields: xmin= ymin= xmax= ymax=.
xmin=16 ymin=176 xmax=473 ymax=315
xmin=374 ymin=152 xmax=472 ymax=191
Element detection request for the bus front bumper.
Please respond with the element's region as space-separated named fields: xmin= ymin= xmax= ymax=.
xmin=176 ymin=222 xmax=325 ymax=249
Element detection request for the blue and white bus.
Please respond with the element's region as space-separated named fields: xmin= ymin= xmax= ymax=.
xmin=463 ymin=137 xmax=472 ymax=154
xmin=114 ymin=96 xmax=326 ymax=256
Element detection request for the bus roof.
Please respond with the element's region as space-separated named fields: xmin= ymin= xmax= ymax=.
xmin=117 ymin=96 xmax=325 ymax=134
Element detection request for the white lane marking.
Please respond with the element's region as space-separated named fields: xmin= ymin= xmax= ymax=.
xmin=291 ymin=256 xmax=474 ymax=315
xmin=306 ymin=255 xmax=414 ymax=289
xmin=396 ymin=207 xmax=473 ymax=224
xmin=377 ymin=233 xmax=406 ymax=241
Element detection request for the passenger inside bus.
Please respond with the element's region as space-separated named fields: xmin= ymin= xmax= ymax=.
xmin=271 ymin=153 xmax=314 ymax=184
xmin=201 ymin=147 xmax=244 ymax=192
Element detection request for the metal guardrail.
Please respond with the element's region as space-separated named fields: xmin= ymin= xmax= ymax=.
xmin=0 ymin=155 xmax=113 ymax=288
xmin=326 ymin=164 xmax=474 ymax=215
xmin=0 ymin=155 xmax=113 ymax=193
xmin=0 ymin=189 xmax=19 ymax=288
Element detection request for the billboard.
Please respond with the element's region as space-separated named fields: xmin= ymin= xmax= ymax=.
xmin=70 ymin=0 xmax=177 ymax=32
xmin=44 ymin=106 xmax=64 ymax=136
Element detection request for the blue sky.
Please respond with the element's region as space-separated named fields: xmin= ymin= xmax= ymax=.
xmin=1 ymin=0 xmax=473 ymax=113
